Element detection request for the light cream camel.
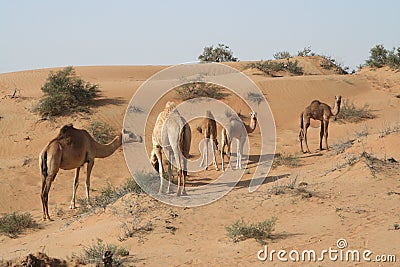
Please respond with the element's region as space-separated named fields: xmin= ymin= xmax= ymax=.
xmin=199 ymin=110 xmax=219 ymax=171
xmin=220 ymin=111 xmax=257 ymax=171
xmin=151 ymin=102 xmax=191 ymax=196
xmin=299 ymin=95 xmax=342 ymax=153
xmin=39 ymin=124 xmax=140 ymax=221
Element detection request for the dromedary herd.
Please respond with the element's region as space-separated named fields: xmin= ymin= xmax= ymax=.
xmin=39 ymin=96 xmax=342 ymax=220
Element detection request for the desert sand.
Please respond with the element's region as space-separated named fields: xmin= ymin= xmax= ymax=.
xmin=0 ymin=57 xmax=399 ymax=266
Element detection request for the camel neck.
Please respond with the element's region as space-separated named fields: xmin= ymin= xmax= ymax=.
xmin=94 ymin=134 xmax=122 ymax=158
xmin=245 ymin=118 xmax=257 ymax=133
xmin=331 ymin=102 xmax=341 ymax=116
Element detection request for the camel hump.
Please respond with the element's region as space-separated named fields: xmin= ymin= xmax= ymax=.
xmin=57 ymin=124 xmax=75 ymax=140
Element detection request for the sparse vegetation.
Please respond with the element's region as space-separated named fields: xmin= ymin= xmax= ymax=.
xmin=336 ymin=99 xmax=375 ymax=123
xmin=245 ymin=59 xmax=303 ymax=76
xmin=226 ymin=217 xmax=276 ymax=244
xmin=0 ymin=212 xmax=38 ymax=238
xmin=77 ymin=238 xmax=129 ymax=265
xmin=127 ymin=105 xmax=144 ymax=113
xmin=273 ymin=51 xmax=292 ymax=59
xmin=272 ymin=153 xmax=299 ymax=169
xmin=246 ymin=92 xmax=264 ymax=107
xmin=366 ymin=44 xmax=400 ymax=69
xmin=198 ymin=43 xmax=238 ymax=62
xmin=89 ymin=121 xmax=116 ymax=144
xmin=35 ymin=67 xmax=99 ymax=117
xmin=297 ymin=46 xmax=315 ymax=57
xmin=176 ymin=82 xmax=227 ymax=101
xmin=394 ymin=223 xmax=400 ymax=230
xmin=78 ymin=176 xmax=143 ymax=213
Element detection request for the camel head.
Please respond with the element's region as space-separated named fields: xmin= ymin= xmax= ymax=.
xmin=122 ymin=129 xmax=143 ymax=143
xmin=335 ymin=95 xmax=342 ymax=104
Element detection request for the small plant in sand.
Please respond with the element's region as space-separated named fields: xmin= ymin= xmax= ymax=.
xmin=335 ymin=99 xmax=375 ymax=123
xmin=176 ymin=82 xmax=227 ymax=101
xmin=77 ymin=238 xmax=129 ymax=265
xmin=394 ymin=223 xmax=400 ymax=230
xmin=0 ymin=212 xmax=38 ymax=238
xmin=272 ymin=153 xmax=299 ymax=169
xmin=246 ymin=92 xmax=264 ymax=108
xmin=244 ymin=59 xmax=303 ymax=76
xmin=273 ymin=51 xmax=292 ymax=59
xmin=78 ymin=176 xmax=143 ymax=213
xmin=226 ymin=217 xmax=277 ymax=244
xmin=35 ymin=66 xmax=99 ymax=117
xmin=198 ymin=43 xmax=238 ymax=62
xmin=89 ymin=121 xmax=116 ymax=144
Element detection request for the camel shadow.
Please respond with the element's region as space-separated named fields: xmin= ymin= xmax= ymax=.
xmin=93 ymin=96 xmax=126 ymax=107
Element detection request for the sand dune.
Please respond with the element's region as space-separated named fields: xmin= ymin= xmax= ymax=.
xmin=0 ymin=59 xmax=399 ymax=266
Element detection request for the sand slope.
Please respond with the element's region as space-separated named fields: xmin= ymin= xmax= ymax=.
xmin=0 ymin=60 xmax=399 ymax=266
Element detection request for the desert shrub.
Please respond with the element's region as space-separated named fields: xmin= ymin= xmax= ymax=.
xmin=35 ymin=67 xmax=99 ymax=116
xmin=78 ymin=238 xmax=129 ymax=264
xmin=246 ymin=92 xmax=264 ymax=107
xmin=0 ymin=212 xmax=38 ymax=238
xmin=226 ymin=217 xmax=277 ymax=244
xmin=336 ymin=100 xmax=375 ymax=123
xmin=176 ymin=82 xmax=227 ymax=100
xmin=89 ymin=121 xmax=116 ymax=144
xmin=273 ymin=51 xmax=292 ymax=59
xmin=320 ymin=55 xmax=349 ymax=74
xmin=297 ymin=46 xmax=315 ymax=57
xmin=245 ymin=60 xmax=303 ymax=76
xmin=272 ymin=153 xmax=299 ymax=168
xmin=78 ymin=176 xmax=143 ymax=213
xmin=366 ymin=45 xmax=400 ymax=69
xmin=198 ymin=43 xmax=238 ymax=62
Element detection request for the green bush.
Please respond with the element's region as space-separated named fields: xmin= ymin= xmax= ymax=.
xmin=366 ymin=45 xmax=400 ymax=69
xmin=176 ymin=82 xmax=227 ymax=100
xmin=198 ymin=43 xmax=238 ymax=62
xmin=245 ymin=59 xmax=303 ymax=76
xmin=336 ymin=100 xmax=375 ymax=123
xmin=226 ymin=217 xmax=277 ymax=244
xmin=79 ymin=238 xmax=129 ymax=264
xmin=0 ymin=212 xmax=38 ymax=238
xmin=36 ymin=67 xmax=99 ymax=116
xmin=273 ymin=51 xmax=292 ymax=59
xmin=89 ymin=121 xmax=116 ymax=144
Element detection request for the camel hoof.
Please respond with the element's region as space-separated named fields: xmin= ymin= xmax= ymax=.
xmin=215 ymin=167 xmax=219 ymax=171
xmin=69 ymin=205 xmax=76 ymax=209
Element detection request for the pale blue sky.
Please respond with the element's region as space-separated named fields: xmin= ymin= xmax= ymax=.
xmin=1 ymin=0 xmax=399 ymax=73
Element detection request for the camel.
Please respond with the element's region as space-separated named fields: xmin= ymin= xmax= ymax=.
xmin=198 ymin=110 xmax=219 ymax=171
xmin=220 ymin=111 xmax=257 ymax=171
xmin=151 ymin=102 xmax=191 ymax=196
xmin=299 ymin=95 xmax=342 ymax=153
xmin=39 ymin=124 xmax=140 ymax=221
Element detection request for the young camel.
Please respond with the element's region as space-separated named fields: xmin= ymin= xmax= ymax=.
xmin=152 ymin=102 xmax=191 ymax=196
xmin=220 ymin=111 xmax=257 ymax=171
xmin=299 ymin=95 xmax=342 ymax=153
xmin=198 ymin=110 xmax=219 ymax=171
xmin=39 ymin=124 xmax=140 ymax=221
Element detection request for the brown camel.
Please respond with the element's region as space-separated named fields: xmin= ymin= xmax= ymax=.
xmin=39 ymin=124 xmax=140 ymax=220
xmin=199 ymin=110 xmax=219 ymax=171
xmin=299 ymin=95 xmax=342 ymax=153
xmin=220 ymin=111 xmax=257 ymax=171
xmin=151 ymin=102 xmax=191 ymax=196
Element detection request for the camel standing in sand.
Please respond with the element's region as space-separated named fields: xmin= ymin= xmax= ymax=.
xmin=220 ymin=111 xmax=257 ymax=171
xmin=199 ymin=110 xmax=219 ymax=171
xmin=299 ymin=95 xmax=342 ymax=153
xmin=152 ymin=102 xmax=191 ymax=196
xmin=39 ymin=124 xmax=140 ymax=221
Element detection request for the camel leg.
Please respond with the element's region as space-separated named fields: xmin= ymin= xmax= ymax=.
xmin=154 ymin=146 xmax=164 ymax=194
xmin=303 ymin=121 xmax=311 ymax=153
xmin=211 ymin=140 xmax=219 ymax=171
xmin=200 ymin=139 xmax=206 ymax=168
xmin=167 ymin=150 xmax=173 ymax=194
xmin=69 ymin=167 xmax=80 ymax=209
xmin=85 ymin=160 xmax=94 ymax=207
xmin=227 ymin=140 xmax=232 ymax=170
xmin=174 ymin=150 xmax=182 ymax=196
xmin=41 ymin=174 xmax=56 ymax=221
xmin=319 ymin=121 xmax=324 ymax=151
xmin=221 ymin=142 xmax=225 ymax=172
xmin=323 ymin=120 xmax=329 ymax=150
